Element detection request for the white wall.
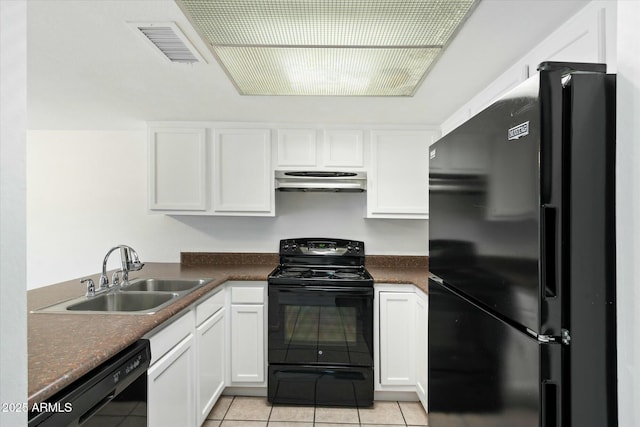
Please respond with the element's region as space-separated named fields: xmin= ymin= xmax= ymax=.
xmin=0 ymin=1 xmax=27 ymax=425
xmin=27 ymin=130 xmax=428 ymax=289
xmin=616 ymin=1 xmax=640 ymax=425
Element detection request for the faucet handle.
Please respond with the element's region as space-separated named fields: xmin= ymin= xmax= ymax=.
xmin=111 ymin=271 xmax=121 ymax=287
xmin=81 ymin=278 xmax=96 ymax=297
xmin=98 ymin=274 xmax=109 ymax=289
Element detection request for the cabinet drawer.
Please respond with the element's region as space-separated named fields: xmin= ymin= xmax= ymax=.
xmin=196 ymin=288 xmax=225 ymax=325
xmin=231 ymin=285 xmax=265 ymax=304
xmin=149 ymin=310 xmax=195 ymax=365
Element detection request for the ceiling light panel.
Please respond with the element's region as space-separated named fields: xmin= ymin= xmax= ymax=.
xmin=216 ymin=47 xmax=440 ymax=96
xmin=177 ymin=0 xmax=477 ymax=96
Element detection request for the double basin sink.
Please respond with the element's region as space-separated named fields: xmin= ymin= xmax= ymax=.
xmin=36 ymin=278 xmax=213 ymax=314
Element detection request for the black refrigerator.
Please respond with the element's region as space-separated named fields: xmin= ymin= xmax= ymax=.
xmin=428 ymin=62 xmax=617 ymax=427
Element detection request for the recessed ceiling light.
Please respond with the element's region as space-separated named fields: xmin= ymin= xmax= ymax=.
xmin=177 ymin=0 xmax=477 ymax=96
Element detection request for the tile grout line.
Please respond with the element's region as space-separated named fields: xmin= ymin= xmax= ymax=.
xmin=396 ymin=400 xmax=408 ymax=426
xmin=220 ymin=395 xmax=235 ymax=424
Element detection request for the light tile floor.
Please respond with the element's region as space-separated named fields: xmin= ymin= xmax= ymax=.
xmin=203 ymin=396 xmax=429 ymax=427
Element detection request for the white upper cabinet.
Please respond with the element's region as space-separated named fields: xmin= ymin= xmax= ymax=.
xmin=148 ymin=127 xmax=207 ymax=211
xmin=276 ymin=128 xmax=317 ymax=167
xmin=148 ymin=123 xmax=274 ymax=216
xmin=212 ymin=128 xmax=274 ymax=216
xmin=367 ymin=129 xmax=438 ymax=219
xmin=149 ymin=123 xmax=439 ymax=219
xmin=276 ymin=128 xmax=364 ymax=169
xmin=323 ymin=130 xmax=364 ymax=167
xmin=525 ymin=2 xmax=614 ymax=74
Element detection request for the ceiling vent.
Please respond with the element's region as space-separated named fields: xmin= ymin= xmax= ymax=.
xmin=131 ymin=22 xmax=205 ymax=64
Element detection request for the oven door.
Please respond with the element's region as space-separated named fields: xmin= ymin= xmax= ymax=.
xmin=268 ymin=284 xmax=374 ymax=367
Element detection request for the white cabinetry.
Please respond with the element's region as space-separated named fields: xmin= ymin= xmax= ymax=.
xmin=414 ymin=291 xmax=428 ymax=409
xmin=375 ymin=284 xmax=428 ymax=413
xmin=525 ymin=3 xmax=614 ymax=75
xmin=196 ymin=290 xmax=226 ymax=426
xmin=323 ymin=129 xmax=364 ymax=167
xmin=276 ymin=128 xmax=364 ymax=169
xmin=212 ymin=128 xmax=274 ymax=215
xmin=367 ymin=130 xmax=438 ymax=219
xmin=378 ymin=290 xmax=416 ymax=386
xmin=227 ymin=281 xmax=267 ymax=385
xmin=148 ymin=310 xmax=197 ymax=427
xmin=148 ymin=127 xmax=207 ymax=211
xmin=276 ymin=128 xmax=317 ymax=167
xmin=148 ymin=123 xmax=274 ymax=216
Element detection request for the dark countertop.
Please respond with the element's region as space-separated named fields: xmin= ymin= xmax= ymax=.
xmin=28 ymin=255 xmax=428 ymax=406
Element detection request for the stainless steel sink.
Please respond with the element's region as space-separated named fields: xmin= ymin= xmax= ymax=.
xmin=32 ymin=277 xmax=213 ymax=314
xmin=35 ymin=291 xmax=179 ymax=314
xmin=121 ymin=278 xmax=211 ymax=293
xmin=66 ymin=292 xmax=177 ymax=312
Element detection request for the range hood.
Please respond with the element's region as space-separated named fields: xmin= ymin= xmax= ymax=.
xmin=275 ymin=171 xmax=367 ymax=192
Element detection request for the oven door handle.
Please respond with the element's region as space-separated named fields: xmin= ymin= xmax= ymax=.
xmin=273 ymin=285 xmax=373 ymax=296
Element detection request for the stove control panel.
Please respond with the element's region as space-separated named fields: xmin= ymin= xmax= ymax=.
xmin=280 ymin=238 xmax=364 ymax=256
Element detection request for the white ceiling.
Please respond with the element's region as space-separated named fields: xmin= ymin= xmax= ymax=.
xmin=27 ymin=0 xmax=588 ymax=130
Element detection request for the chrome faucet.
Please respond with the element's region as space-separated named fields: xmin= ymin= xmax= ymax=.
xmin=98 ymin=245 xmax=144 ymax=290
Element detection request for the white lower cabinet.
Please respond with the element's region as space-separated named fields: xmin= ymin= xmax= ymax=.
xmin=196 ymin=291 xmax=226 ymax=425
xmin=230 ymin=304 xmax=264 ymax=383
xmin=414 ymin=291 xmax=428 ymax=410
xmin=378 ymin=290 xmax=416 ymax=386
xmin=228 ymin=281 xmax=267 ymax=385
xmin=148 ymin=311 xmax=197 ymax=427
xmin=147 ymin=289 xmax=227 ymax=427
xmin=375 ymin=285 xmax=428 ymax=413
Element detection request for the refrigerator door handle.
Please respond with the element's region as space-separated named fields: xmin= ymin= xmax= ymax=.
xmin=541 ymin=204 xmax=558 ymax=298
xmin=542 ymin=381 xmax=560 ymax=427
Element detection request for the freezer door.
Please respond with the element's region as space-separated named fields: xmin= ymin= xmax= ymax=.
xmin=428 ymin=280 xmax=563 ymax=427
xmin=429 ymin=74 xmax=542 ymax=333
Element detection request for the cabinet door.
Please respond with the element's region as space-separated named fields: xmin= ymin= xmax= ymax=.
xmin=368 ymin=130 xmax=437 ymax=219
xmin=415 ymin=293 xmax=428 ymax=410
xmin=322 ymin=129 xmax=364 ymax=167
xmin=276 ymin=128 xmax=317 ymax=167
xmin=230 ymin=304 xmax=264 ymax=383
xmin=196 ymin=308 xmax=225 ymax=425
xmin=212 ymin=128 xmax=274 ymax=215
xmin=379 ymin=292 xmax=416 ymax=386
xmin=149 ymin=127 xmax=207 ymax=211
xmin=525 ymin=4 xmax=608 ymax=74
xmin=148 ymin=334 xmax=196 ymax=427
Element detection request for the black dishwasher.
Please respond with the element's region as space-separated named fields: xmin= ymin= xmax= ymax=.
xmin=29 ymin=339 xmax=150 ymax=427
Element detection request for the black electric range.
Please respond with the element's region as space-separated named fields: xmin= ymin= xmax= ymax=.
xmin=267 ymin=238 xmax=374 ymax=407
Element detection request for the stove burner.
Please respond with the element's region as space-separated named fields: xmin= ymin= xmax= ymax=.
xmin=334 ymin=270 xmax=362 ymax=279
xmin=278 ymin=267 xmax=311 ymax=278
xmin=274 ymin=267 xmax=369 ymax=281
